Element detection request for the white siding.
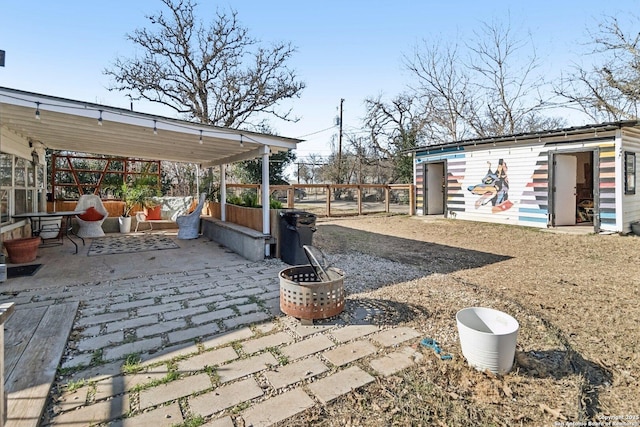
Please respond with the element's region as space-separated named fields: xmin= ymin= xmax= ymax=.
xmin=621 ymin=128 xmax=640 ymax=232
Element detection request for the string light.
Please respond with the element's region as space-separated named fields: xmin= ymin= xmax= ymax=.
xmin=7 ymin=93 xmax=265 ymax=146
xmin=153 ymin=119 xmax=158 ymax=135
xmin=199 ymin=130 xmax=203 ymax=144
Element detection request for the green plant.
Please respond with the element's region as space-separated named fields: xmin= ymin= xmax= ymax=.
xmin=269 ymin=198 xmax=283 ymax=209
xmin=241 ymin=191 xmax=259 ymax=207
xmin=65 ymin=378 xmax=87 ymax=393
xmin=119 ymin=181 xmax=160 ymax=217
xmin=173 ymin=414 xmax=205 ymax=427
xmin=122 ymin=353 xmax=142 ymax=374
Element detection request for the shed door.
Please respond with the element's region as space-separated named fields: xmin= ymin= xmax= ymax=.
xmin=555 ymin=154 xmax=577 ymax=226
xmin=426 ymin=162 xmax=445 ymax=215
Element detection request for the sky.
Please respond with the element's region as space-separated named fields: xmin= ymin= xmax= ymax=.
xmin=1 ymin=0 xmax=639 ymax=162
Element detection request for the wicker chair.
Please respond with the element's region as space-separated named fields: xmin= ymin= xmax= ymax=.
xmin=176 ymin=193 xmax=206 ymax=239
xmin=75 ymin=195 xmax=108 ymax=238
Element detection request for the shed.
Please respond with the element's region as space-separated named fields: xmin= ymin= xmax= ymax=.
xmin=411 ymin=121 xmax=640 ymax=234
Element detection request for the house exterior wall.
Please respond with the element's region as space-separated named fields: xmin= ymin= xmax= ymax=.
xmin=1 ymin=127 xmax=47 ymax=241
xmin=620 ymin=128 xmax=640 ymax=232
xmin=415 ymin=131 xmax=629 ymax=232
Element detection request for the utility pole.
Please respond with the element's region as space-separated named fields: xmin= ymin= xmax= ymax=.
xmin=337 ymin=98 xmax=344 ymax=184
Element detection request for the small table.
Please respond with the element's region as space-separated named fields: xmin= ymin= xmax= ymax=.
xmin=12 ymin=211 xmax=85 ymax=254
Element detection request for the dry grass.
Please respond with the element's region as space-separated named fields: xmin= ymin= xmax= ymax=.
xmin=281 ymin=214 xmax=640 ymax=426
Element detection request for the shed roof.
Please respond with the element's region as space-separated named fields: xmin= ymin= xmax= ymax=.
xmin=0 ymin=87 xmax=301 ymax=166
xmin=410 ymin=120 xmax=640 ymax=154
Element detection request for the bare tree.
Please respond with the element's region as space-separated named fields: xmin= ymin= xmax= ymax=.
xmin=104 ymin=0 xmax=305 ymax=128
xmin=556 ymin=15 xmax=640 ymax=122
xmin=404 ymin=40 xmax=473 ymax=142
xmin=402 ymin=19 xmax=564 ymax=142
xmin=363 ymin=93 xmax=428 ymax=183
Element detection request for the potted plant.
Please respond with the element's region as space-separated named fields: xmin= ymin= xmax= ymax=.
xmin=119 ymin=182 xmax=158 ymax=233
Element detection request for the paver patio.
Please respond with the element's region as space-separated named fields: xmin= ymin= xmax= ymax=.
xmin=1 ymin=230 xmax=425 ymax=427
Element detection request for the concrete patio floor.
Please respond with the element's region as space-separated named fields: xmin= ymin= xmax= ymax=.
xmin=1 ymin=230 xmax=423 ymax=427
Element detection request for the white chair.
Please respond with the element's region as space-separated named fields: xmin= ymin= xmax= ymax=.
xmin=75 ymin=195 xmax=108 ymax=238
xmin=176 ymin=193 xmax=206 ymax=239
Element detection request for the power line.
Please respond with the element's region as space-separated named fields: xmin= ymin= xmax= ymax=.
xmin=295 ymin=125 xmax=337 ymax=139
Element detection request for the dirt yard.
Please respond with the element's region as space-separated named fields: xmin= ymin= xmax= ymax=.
xmin=284 ymin=214 xmax=640 ymax=426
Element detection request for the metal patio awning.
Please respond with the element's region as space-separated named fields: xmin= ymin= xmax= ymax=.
xmin=0 ymin=87 xmax=301 ymax=166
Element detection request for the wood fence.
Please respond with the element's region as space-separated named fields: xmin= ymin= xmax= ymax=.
xmin=225 ymin=183 xmax=415 ymax=217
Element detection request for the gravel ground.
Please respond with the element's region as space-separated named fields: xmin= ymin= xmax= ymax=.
xmin=279 ymin=214 xmax=640 ymax=426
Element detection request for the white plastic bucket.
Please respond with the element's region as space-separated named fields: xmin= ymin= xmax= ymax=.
xmin=456 ymin=307 xmax=519 ymax=374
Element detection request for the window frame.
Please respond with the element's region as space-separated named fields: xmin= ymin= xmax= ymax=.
xmin=624 ymin=151 xmax=636 ymax=195
xmin=0 ymin=152 xmax=44 ymax=226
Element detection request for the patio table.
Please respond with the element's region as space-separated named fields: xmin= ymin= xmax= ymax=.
xmin=12 ymin=211 xmax=85 ymax=254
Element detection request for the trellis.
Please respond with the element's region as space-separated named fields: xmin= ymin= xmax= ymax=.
xmin=50 ymin=154 xmax=161 ymax=200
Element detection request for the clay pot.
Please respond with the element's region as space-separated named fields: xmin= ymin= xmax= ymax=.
xmin=3 ymin=237 xmax=42 ymax=264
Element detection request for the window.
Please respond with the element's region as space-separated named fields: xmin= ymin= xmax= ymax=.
xmin=625 ymin=152 xmax=636 ymax=195
xmin=0 ymin=152 xmax=44 ymax=225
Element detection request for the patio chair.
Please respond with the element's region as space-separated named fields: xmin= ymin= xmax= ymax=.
xmin=177 ymin=193 xmax=206 ymax=239
xmin=75 ymin=195 xmax=108 ymax=238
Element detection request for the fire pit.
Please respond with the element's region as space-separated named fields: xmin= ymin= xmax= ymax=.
xmin=279 ymin=246 xmax=345 ymax=324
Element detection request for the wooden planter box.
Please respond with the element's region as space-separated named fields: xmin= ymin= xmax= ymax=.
xmin=208 ymin=203 xmax=281 ymax=234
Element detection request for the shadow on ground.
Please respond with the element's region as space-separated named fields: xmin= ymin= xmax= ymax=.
xmin=516 ymin=349 xmax=612 ymax=419
xmin=316 ymin=224 xmax=512 ymax=274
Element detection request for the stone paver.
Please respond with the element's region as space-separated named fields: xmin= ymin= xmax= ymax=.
xmin=139 ymin=372 xmax=212 ymax=409
xmin=141 ymin=342 xmax=199 ymax=366
xmin=241 ymin=331 xmax=294 ymax=355
xmin=284 ymin=320 xmax=339 ymax=338
xmin=189 ymin=377 xmax=263 ymax=417
xmin=56 ymin=386 xmax=90 ymax=412
xmin=123 ymin=365 xmax=173 ymax=391
xmin=103 ymin=337 xmax=163 ymax=361
xmin=241 ymin=388 xmax=315 ymax=427
xmin=201 ymin=327 xmax=254 ymax=349
xmin=223 ymin=311 xmax=270 ymax=329
xmin=137 ymin=301 xmax=181 ymax=316
xmin=307 ymin=366 xmax=375 ymax=404
xmin=76 ymin=311 xmax=129 ymax=327
xmin=329 ymin=325 xmax=379 ymax=343
xmin=370 ymin=327 xmax=422 ymax=347
xmin=177 ymin=346 xmax=239 ymax=373
xmin=218 ymin=352 xmax=278 ymax=384
xmin=191 ymin=308 xmax=236 ymax=324
xmin=167 ymin=323 xmax=220 ymax=344
xmin=109 ymin=298 xmax=156 ymax=312
xmin=60 ymin=353 xmax=95 ymax=369
xmin=163 ymin=305 xmax=208 ymax=320
xmin=110 ymin=402 xmax=183 ymax=427
xmin=369 ymin=346 xmax=417 ymax=377
xmin=264 ymin=356 xmax=329 ymax=389
xmin=321 ymin=340 xmax=378 ymax=367
xmin=49 ymin=393 xmax=130 ymax=426
xmin=281 ymin=334 xmax=335 ymax=361
xmin=11 ymin=247 xmax=428 ymax=427
xmin=106 ymin=314 xmax=158 ymax=333
xmin=137 ymin=318 xmax=187 ymax=338
xmin=202 ymin=417 xmax=235 ymax=427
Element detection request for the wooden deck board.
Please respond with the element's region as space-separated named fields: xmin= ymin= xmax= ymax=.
xmin=4 ymin=302 xmax=79 ymax=427
xmin=4 ymin=307 xmax=48 ymax=381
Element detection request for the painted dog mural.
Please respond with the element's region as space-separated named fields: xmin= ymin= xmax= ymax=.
xmin=467 ymin=159 xmax=513 ymax=213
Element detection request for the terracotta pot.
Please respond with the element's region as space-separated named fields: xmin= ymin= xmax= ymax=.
xmin=144 ymin=205 xmax=162 ymax=220
xmin=3 ymin=237 xmax=42 ymax=264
